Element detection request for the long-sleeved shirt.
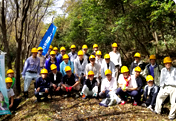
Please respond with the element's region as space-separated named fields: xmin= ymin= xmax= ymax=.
xmin=74 ymin=57 xmax=88 ymax=77
xmin=85 ymin=63 xmax=101 ymax=79
xmin=101 ymin=60 xmax=115 ymax=79
xmin=68 ymin=52 xmax=77 ymax=63
xmin=83 ymin=53 xmax=90 ymax=63
xmin=160 ymin=67 xmax=176 ymax=87
xmin=109 ymin=51 xmax=122 ymax=67
xmin=48 ymin=71 xmax=62 ymax=87
xmin=37 ymin=54 xmax=45 ymax=68
xmin=84 ymin=78 xmax=98 ymax=91
xmin=101 ymin=77 xmax=117 ymax=92
xmin=60 ymin=60 xmax=74 ymax=76
xmin=56 ymin=54 xmax=63 ymax=66
xmin=95 ymin=57 xmax=103 ymax=66
xmin=62 ymin=73 xmax=78 ymax=86
xmin=21 ymin=56 xmax=40 ymax=76
xmin=130 ymin=60 xmax=145 ymax=75
xmin=35 ymin=77 xmax=50 ymax=90
xmin=45 ymin=58 xmax=60 ymax=72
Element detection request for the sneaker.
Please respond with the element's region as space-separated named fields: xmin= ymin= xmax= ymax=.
xmin=133 ymin=101 xmax=137 ymax=106
xmin=121 ymin=101 xmax=126 ymax=105
xmin=169 ymin=117 xmax=175 ymax=120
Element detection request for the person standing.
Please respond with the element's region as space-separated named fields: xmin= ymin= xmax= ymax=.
xmin=21 ymin=48 xmax=40 ymax=99
xmin=68 ymin=45 xmax=77 ymax=63
xmin=82 ymin=45 xmax=90 ymax=63
xmin=37 ymin=47 xmax=45 ymax=69
xmin=91 ymin=44 xmax=98 ymax=56
xmin=53 ymin=47 xmax=60 ymax=57
xmin=57 ymin=46 xmax=66 ymax=65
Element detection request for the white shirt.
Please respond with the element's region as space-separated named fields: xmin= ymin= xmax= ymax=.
xmin=54 ymin=73 xmax=56 ymax=81
xmin=95 ymin=57 xmax=103 ymax=66
xmin=109 ymin=51 xmax=122 ymax=66
xmin=101 ymin=60 xmax=115 ymax=79
xmin=118 ymin=74 xmax=138 ymax=88
xmin=74 ymin=57 xmax=88 ymax=77
xmin=7 ymin=88 xmax=15 ymax=99
xmin=101 ymin=77 xmax=117 ymax=92
xmin=85 ymin=63 xmax=101 ymax=79
xmin=160 ymin=67 xmax=176 ymax=87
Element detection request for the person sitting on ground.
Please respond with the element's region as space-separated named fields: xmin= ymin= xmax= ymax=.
xmin=142 ymin=55 xmax=163 ymax=87
xmin=35 ymin=69 xmax=50 ymax=102
xmin=101 ymin=54 xmax=115 ymax=79
xmin=5 ymin=77 xmax=21 ymax=111
xmin=0 ymin=91 xmax=7 ymax=111
xmin=82 ymin=45 xmax=90 ymax=63
xmin=154 ymin=57 xmax=176 ymax=120
xmin=74 ymin=50 xmax=88 ymax=86
xmin=91 ymin=44 xmax=98 ymax=56
xmin=48 ymin=64 xmax=62 ymax=96
xmin=6 ymin=69 xmax=16 ymax=89
xmin=95 ymin=51 xmax=103 ymax=66
xmin=45 ymin=51 xmax=60 ymax=72
xmin=116 ymin=66 xmax=138 ymax=106
xmin=68 ymin=45 xmax=77 ymax=64
xmin=60 ymin=54 xmax=74 ymax=76
xmin=61 ymin=66 xmax=80 ymax=97
xmin=85 ymin=55 xmax=101 ymax=85
xmin=80 ymin=71 xmax=98 ymax=99
xmin=130 ymin=52 xmax=145 ymax=75
xmin=142 ymin=75 xmax=159 ymax=112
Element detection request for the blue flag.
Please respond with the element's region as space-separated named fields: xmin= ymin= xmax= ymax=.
xmin=38 ymin=23 xmax=57 ymax=55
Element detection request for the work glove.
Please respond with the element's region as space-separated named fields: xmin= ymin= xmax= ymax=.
xmin=65 ymin=87 xmax=69 ymax=92
xmin=93 ymin=93 xmax=97 ymax=97
xmin=69 ymin=86 xmax=73 ymax=92
xmin=147 ymin=105 xmax=153 ymax=111
xmin=80 ymin=92 xmax=83 ymax=96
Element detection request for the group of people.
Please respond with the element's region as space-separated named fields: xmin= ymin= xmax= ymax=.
xmin=4 ymin=43 xmax=176 ymax=120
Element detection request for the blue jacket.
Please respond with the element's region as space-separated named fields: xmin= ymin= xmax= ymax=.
xmin=45 ymin=58 xmax=60 ymax=72
xmin=35 ymin=77 xmax=50 ymax=90
xmin=57 ymin=54 xmax=63 ymax=66
xmin=60 ymin=60 xmax=74 ymax=76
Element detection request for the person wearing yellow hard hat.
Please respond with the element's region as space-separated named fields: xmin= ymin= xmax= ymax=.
xmin=61 ymin=66 xmax=80 ymax=97
xmin=6 ymin=69 xmax=15 ymax=88
xmin=57 ymin=46 xmax=66 ymax=66
xmin=53 ymin=47 xmax=60 ymax=57
xmin=68 ymin=45 xmax=77 ymax=63
xmin=60 ymin=54 xmax=74 ymax=76
xmin=82 ymin=44 xmax=90 ymax=63
xmin=5 ymin=77 xmax=21 ymax=111
xmin=37 ymin=47 xmax=45 ymax=69
xmin=141 ymin=75 xmax=159 ymax=112
xmin=142 ymin=55 xmax=163 ymax=86
xmin=154 ymin=57 xmax=176 ymax=120
xmin=80 ymin=71 xmax=98 ymax=99
xmin=99 ymin=69 xmax=121 ymax=106
xmin=101 ymin=54 xmax=115 ymax=79
xmin=109 ymin=43 xmax=122 ymax=79
xmin=74 ymin=50 xmax=88 ymax=86
xmin=116 ymin=66 xmax=138 ymax=106
xmin=45 ymin=50 xmax=60 ymax=72
xmin=95 ymin=51 xmax=103 ymax=65
xmin=21 ymin=47 xmax=40 ymax=99
xmin=48 ymin=64 xmax=62 ymax=96
xmin=85 ymin=55 xmax=101 ymax=85
xmin=130 ymin=52 xmax=145 ymax=75
xmin=91 ymin=44 xmax=98 ymax=56
xmin=45 ymin=45 xmax=53 ymax=59
xmin=35 ymin=68 xmax=50 ymax=102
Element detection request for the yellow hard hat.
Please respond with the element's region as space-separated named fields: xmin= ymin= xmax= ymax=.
xmin=82 ymin=45 xmax=88 ymax=49
xmin=49 ymin=45 xmax=53 ymax=49
xmin=163 ymin=57 xmax=172 ymax=64
xmin=5 ymin=77 xmax=13 ymax=83
xmin=88 ymin=71 xmax=94 ymax=76
xmin=121 ymin=66 xmax=129 ymax=73
xmin=134 ymin=66 xmax=141 ymax=72
xmin=40 ymin=68 xmax=48 ymax=74
xmin=50 ymin=64 xmax=57 ymax=71
xmin=50 ymin=51 xmax=56 ymax=55
xmin=112 ymin=43 xmax=118 ymax=48
xmin=93 ymin=44 xmax=98 ymax=48
xmin=150 ymin=55 xmax=156 ymax=60
xmin=89 ymin=55 xmax=95 ymax=60
xmin=70 ymin=45 xmax=76 ymax=49
xmin=104 ymin=54 xmax=110 ymax=59
xmin=65 ymin=66 xmax=71 ymax=72
xmin=7 ymin=69 xmax=14 ymax=74
xmin=31 ymin=48 xmax=38 ymax=53
xmin=146 ymin=75 xmax=154 ymax=82
xmin=60 ymin=46 xmax=66 ymax=51
xmin=37 ymin=47 xmax=43 ymax=51
xmin=105 ymin=69 xmax=112 ymax=75
xmin=134 ymin=52 xmax=141 ymax=58
xmin=63 ymin=54 xmax=69 ymax=59
xmin=78 ymin=50 xmax=84 ymax=56
xmin=53 ymin=47 xmax=58 ymax=51
xmin=96 ymin=51 xmax=102 ymax=55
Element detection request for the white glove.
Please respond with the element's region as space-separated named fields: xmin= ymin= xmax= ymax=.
xmin=80 ymin=92 xmax=83 ymax=96
xmin=147 ymin=105 xmax=153 ymax=111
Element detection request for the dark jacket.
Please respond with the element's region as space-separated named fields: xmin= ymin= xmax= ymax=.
xmin=62 ymin=73 xmax=78 ymax=86
xmin=36 ymin=77 xmax=50 ymax=90
xmin=136 ymin=76 xmax=143 ymax=91
xmin=48 ymin=71 xmax=62 ymax=87
xmin=84 ymin=78 xmax=98 ymax=91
